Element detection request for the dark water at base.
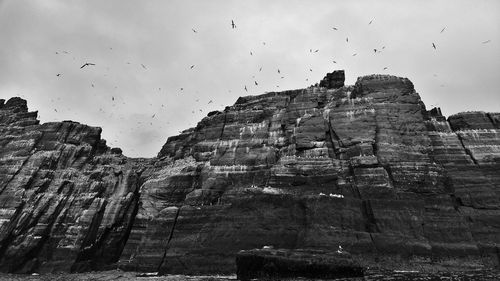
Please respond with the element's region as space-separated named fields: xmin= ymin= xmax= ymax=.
xmin=0 ymin=269 xmax=499 ymax=281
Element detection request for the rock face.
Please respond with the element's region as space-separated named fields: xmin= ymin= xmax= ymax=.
xmin=0 ymin=98 xmax=146 ymax=273
xmin=0 ymin=70 xmax=499 ymax=274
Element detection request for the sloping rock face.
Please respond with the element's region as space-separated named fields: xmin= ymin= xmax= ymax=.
xmin=1 ymin=70 xmax=499 ymax=274
xmin=0 ymin=98 xmax=146 ymax=273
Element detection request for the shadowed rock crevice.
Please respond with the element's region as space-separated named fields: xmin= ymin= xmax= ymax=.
xmin=456 ymin=133 xmax=479 ymax=165
xmin=157 ymin=206 xmax=180 ymax=273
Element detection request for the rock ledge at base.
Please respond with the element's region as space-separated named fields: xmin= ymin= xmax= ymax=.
xmin=236 ymin=248 xmax=363 ymax=280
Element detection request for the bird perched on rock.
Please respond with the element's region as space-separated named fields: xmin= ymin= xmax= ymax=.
xmin=337 ymin=245 xmax=343 ymax=253
xmin=244 ymin=85 xmax=247 ymax=92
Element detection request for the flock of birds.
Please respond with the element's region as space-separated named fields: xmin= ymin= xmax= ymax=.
xmin=47 ymin=18 xmax=492 ymax=151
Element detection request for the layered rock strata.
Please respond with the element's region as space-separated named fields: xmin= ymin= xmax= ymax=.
xmin=0 ymin=70 xmax=499 ymax=274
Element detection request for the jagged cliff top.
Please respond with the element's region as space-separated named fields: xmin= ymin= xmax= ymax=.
xmin=2 ymin=70 xmax=499 ymax=160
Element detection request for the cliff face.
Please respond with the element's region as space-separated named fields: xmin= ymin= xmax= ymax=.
xmin=0 ymin=98 xmax=146 ymax=272
xmin=0 ymin=71 xmax=499 ymax=274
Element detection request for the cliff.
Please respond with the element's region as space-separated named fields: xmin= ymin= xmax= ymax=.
xmin=0 ymin=70 xmax=499 ymax=274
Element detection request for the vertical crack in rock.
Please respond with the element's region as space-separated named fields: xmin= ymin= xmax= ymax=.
xmin=486 ymin=113 xmax=499 ymax=128
xmin=326 ymin=118 xmax=341 ymax=159
xmin=157 ymin=206 xmax=181 ymax=273
xmin=361 ymin=200 xmax=378 ymax=233
xmin=219 ymin=112 xmax=228 ymax=140
xmin=456 ymin=133 xmax=479 ymax=165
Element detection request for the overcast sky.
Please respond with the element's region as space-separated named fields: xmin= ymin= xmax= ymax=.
xmin=1 ymin=0 xmax=499 ymax=157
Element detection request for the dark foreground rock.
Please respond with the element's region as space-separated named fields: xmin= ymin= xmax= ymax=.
xmin=236 ymin=248 xmax=363 ymax=280
xmin=1 ymin=70 xmax=500 ymax=274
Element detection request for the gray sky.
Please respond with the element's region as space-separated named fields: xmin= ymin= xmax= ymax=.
xmin=1 ymin=0 xmax=499 ymax=157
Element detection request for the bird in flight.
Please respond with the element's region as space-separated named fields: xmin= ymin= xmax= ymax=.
xmin=152 ymin=114 xmax=155 ymax=118
xmin=383 ymin=67 xmax=388 ymax=70
xmin=54 ymin=109 xmax=58 ymax=112
xmin=314 ymin=49 xmax=319 ymax=53
xmin=91 ymin=83 xmax=94 ymax=87
xmin=231 ymin=20 xmax=236 ymax=29
xmin=259 ymin=67 xmax=262 ymax=72
xmin=432 ymin=43 xmax=436 ymax=49
xmin=277 ymin=69 xmax=281 ymax=74
xmin=112 ymin=96 xmax=115 ymax=101
xmin=192 ymin=28 xmax=197 ymax=33
xmin=80 ymin=62 xmax=95 ymax=69
xmin=180 ymin=88 xmax=184 ymax=91
xmin=332 ymin=60 xmax=337 ymax=64
xmin=346 ymin=37 xmax=349 ymax=42
xmin=254 ymin=81 xmax=258 ymax=85
xmin=374 ymin=49 xmax=377 ymax=53
xmin=440 ymin=27 xmax=446 ymax=33
xmin=482 ymin=40 xmax=491 ymax=44
xmin=190 ymin=65 xmax=195 ymax=69
xmin=208 ymin=100 xmax=213 ymax=104
xmin=56 ymin=73 xmax=62 ymax=77
xmin=369 ymin=19 xmax=373 ymax=25
xmin=352 ymin=53 xmax=357 ymax=56
xmin=332 ymin=27 xmax=338 ymax=30
xmin=250 ymin=51 xmax=253 ymax=56
xmin=141 ymin=64 xmax=147 ymax=69
xmin=309 ymin=68 xmax=313 ymax=72
xmin=244 ymin=85 xmax=248 ymax=92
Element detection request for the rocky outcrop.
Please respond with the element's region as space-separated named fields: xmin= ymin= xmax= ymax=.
xmin=1 ymin=70 xmax=499 ymax=275
xmin=236 ymin=248 xmax=363 ymax=280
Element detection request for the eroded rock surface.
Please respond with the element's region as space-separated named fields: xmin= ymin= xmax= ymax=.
xmin=1 ymin=70 xmax=499 ymax=275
